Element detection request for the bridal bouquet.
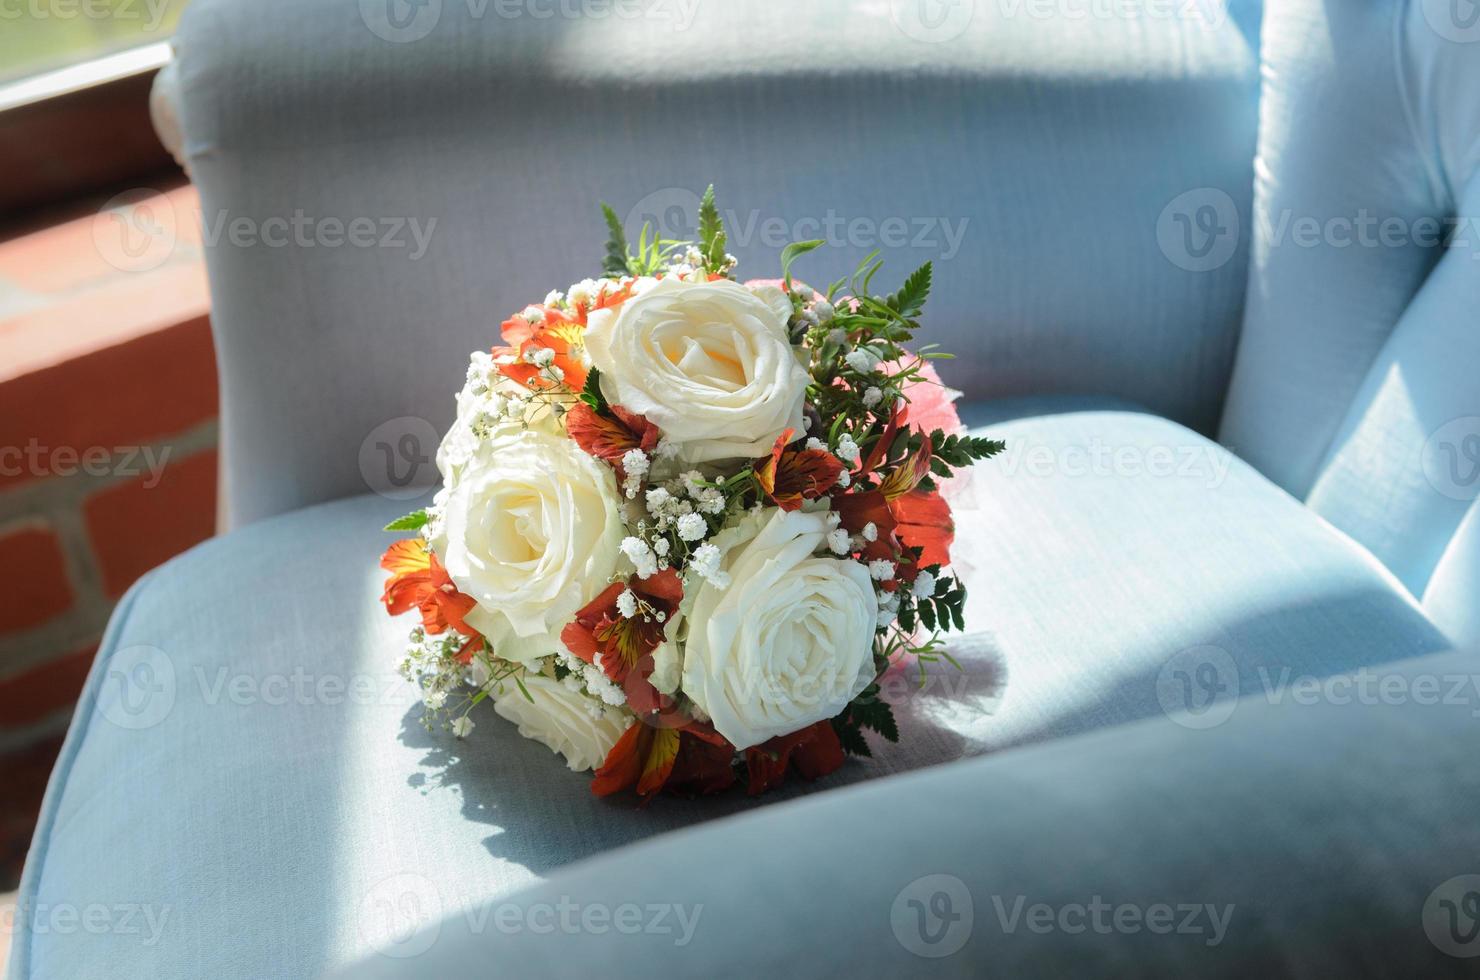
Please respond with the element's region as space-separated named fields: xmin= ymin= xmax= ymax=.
xmin=379 ymin=189 xmax=1002 ymax=799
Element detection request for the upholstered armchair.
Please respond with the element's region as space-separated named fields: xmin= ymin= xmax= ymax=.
xmin=9 ymin=0 xmax=1479 ymax=976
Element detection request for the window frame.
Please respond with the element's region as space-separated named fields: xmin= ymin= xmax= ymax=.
xmin=0 ymin=43 xmax=181 ymax=225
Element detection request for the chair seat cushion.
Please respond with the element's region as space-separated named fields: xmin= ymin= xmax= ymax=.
xmin=10 ymin=402 xmax=1449 ymax=979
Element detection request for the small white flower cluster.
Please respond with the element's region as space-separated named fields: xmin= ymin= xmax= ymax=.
xmin=553 ymin=649 xmax=628 ymax=713
xmin=617 ymin=467 xmax=732 ymax=584
xmin=876 ymin=590 xmax=901 ymax=630
xmin=520 ymin=342 xmax=566 ymax=385
xmin=564 ymin=277 xmax=625 ymax=312
xmin=621 ymin=535 xmax=660 ymax=579
xmin=805 ymin=434 xmax=857 ymax=488
xmin=665 ymin=246 xmax=738 ymax=282
xmin=621 ymin=448 xmax=649 ymax=499
xmin=912 ymin=570 xmax=937 ymax=601
xmin=611 ymin=587 xmax=669 ymax=626
xmin=457 ymin=350 xmax=557 ymax=445
xmin=844 ymin=345 xmax=882 ymax=374
xmin=398 ymin=625 xmax=484 ymax=728
xmin=823 ymin=514 xmax=889 ymax=570
xmin=835 ymin=433 xmax=861 ymax=464
xmin=686 ymin=541 xmax=729 ymax=588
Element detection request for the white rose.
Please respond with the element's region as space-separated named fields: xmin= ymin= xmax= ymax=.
xmin=437 ymin=352 xmax=565 ymax=486
xmin=492 ymin=674 xmax=630 ymax=771
xmin=584 ymin=277 xmax=808 ymax=463
xmin=680 ymin=507 xmax=878 ymax=749
xmin=430 ymin=427 xmax=625 ymax=663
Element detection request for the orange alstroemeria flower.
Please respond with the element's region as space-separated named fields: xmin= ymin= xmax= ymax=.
xmin=493 ymin=306 xmax=591 ymax=392
xmin=379 ymin=539 xmax=478 ymax=639
xmin=492 ymin=281 xmax=640 ymax=395
xmin=743 ymin=721 xmax=846 ymax=795
xmin=757 ymin=429 xmax=844 ymax=512
xmin=592 ymin=720 xmax=736 ymax=800
xmin=889 ymin=488 xmax=955 ymax=569
xmin=564 ymin=402 xmax=661 ymax=481
xmin=833 ymin=482 xmax=955 ymax=577
xmin=561 ymin=569 xmax=682 ymax=714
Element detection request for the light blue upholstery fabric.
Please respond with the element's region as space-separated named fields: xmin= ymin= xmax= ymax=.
xmin=336 ymin=646 xmax=1480 ymax=980
xmin=171 ymin=0 xmax=1262 ymax=528
xmin=1220 ymin=0 xmax=1480 ymax=635
xmin=8 ymin=407 xmax=1450 ymax=978
xmin=1219 ymin=0 xmax=1450 ymax=495
xmin=1425 ymin=499 xmax=1480 ymax=650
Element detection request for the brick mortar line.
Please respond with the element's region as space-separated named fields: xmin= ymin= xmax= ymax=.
xmin=0 ymin=417 xmax=220 ymax=515
xmin=0 ymin=706 xmax=72 ymax=756
xmin=0 ymin=418 xmax=221 ymax=678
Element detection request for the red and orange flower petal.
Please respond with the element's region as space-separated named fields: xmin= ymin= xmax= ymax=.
xmin=592 ymin=721 xmax=732 ymax=800
xmin=561 ymin=570 xmax=682 ymax=710
xmin=743 ymin=721 xmax=845 ymax=795
xmin=591 ymin=723 xmax=647 ymax=797
xmin=565 ymin=403 xmax=659 ymax=469
xmin=380 ymin=540 xmax=478 ymax=636
xmin=664 ymin=732 xmax=737 ymax=797
xmin=757 ymin=430 xmax=844 ymax=512
xmin=635 ymin=727 xmax=682 ymax=797
xmin=380 ymin=539 xmax=433 ymax=616
xmin=891 ymin=488 xmax=955 ymax=569
xmin=789 ymin=722 xmax=845 ymax=781
xmin=877 ymin=434 xmax=934 ymax=502
xmin=832 ymin=489 xmax=897 ymax=541
xmin=418 ymin=557 xmax=478 ymax=635
xmin=860 ymin=402 xmax=909 ymax=476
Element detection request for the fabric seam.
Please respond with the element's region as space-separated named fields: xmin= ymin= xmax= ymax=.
xmin=8 ymin=571 xmax=153 ymax=980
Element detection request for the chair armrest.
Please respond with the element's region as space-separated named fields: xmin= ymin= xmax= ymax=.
xmin=175 ymin=0 xmax=1261 ymax=526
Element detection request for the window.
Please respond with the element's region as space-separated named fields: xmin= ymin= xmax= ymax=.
xmin=1 ymin=0 xmax=188 ymax=84
xmin=0 ymin=2 xmax=191 ymax=221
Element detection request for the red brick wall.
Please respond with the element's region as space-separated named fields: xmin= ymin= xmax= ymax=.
xmin=0 ymin=183 xmax=217 ymax=779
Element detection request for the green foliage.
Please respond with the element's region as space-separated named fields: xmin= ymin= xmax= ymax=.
xmin=886 ymin=261 xmax=932 ymax=318
xmin=384 ymin=510 xmax=428 ymax=532
xmin=930 ymin=431 xmax=1006 ymax=468
xmin=698 ymin=184 xmax=727 ymax=272
xmin=600 ymin=203 xmax=630 ymax=277
xmin=925 ymin=575 xmax=968 ymax=633
xmin=579 ymin=366 xmax=607 ymax=411
xmin=831 ymin=683 xmax=900 ymax=758
xmin=780 ymin=239 xmax=824 ymax=288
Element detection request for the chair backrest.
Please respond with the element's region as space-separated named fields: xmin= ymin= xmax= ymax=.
xmin=174 ymin=0 xmax=1259 ymax=528
xmin=1218 ymin=0 xmax=1480 ymax=642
